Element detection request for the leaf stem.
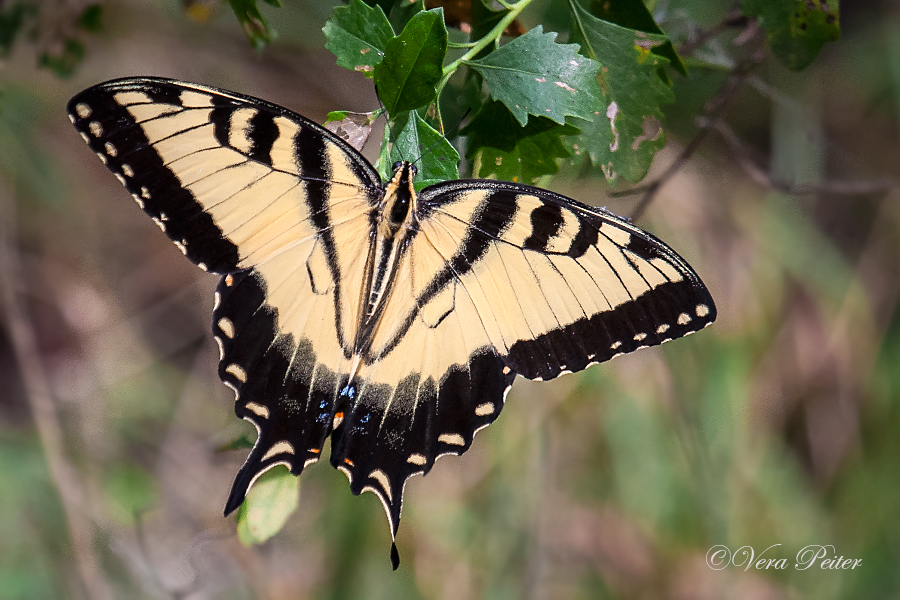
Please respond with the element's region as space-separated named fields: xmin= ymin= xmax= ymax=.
xmin=444 ymin=0 xmax=531 ymax=73
xmin=434 ymin=0 xmax=532 ymax=104
xmin=567 ymin=0 xmax=595 ymax=60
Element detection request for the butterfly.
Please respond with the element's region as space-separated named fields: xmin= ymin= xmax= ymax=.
xmin=68 ymin=77 xmax=715 ymax=568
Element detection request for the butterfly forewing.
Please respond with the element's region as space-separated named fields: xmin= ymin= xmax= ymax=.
xmin=415 ymin=180 xmax=717 ymax=381
xmin=67 ymin=78 xmax=381 ymax=273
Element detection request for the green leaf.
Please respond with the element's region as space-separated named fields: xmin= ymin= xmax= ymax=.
xmin=323 ymin=0 xmax=394 ymax=79
xmin=38 ymin=38 xmax=85 ymax=78
xmin=0 ymin=3 xmax=33 ymax=56
xmin=387 ymin=0 xmax=425 ymax=35
xmin=236 ymin=466 xmax=299 ymax=545
xmin=385 ymin=111 xmax=459 ymax=190
xmin=440 ymin=69 xmax=489 ymax=151
xmin=464 ymin=26 xmax=603 ymax=126
xmin=225 ymin=0 xmax=279 ymax=51
xmin=374 ymin=9 xmax=448 ymax=116
xmin=325 ymin=110 xmax=350 ymax=122
xmin=743 ymin=0 xmax=840 ymax=71
xmin=363 ymin=0 xmax=397 ymax=18
xmin=584 ymin=0 xmax=686 ymax=76
xmin=463 ymin=100 xmax=579 ymax=184
xmin=568 ymin=0 xmax=673 ymax=184
xmin=470 ymin=0 xmax=508 ymax=59
xmin=77 ymin=4 xmax=103 ymax=32
xmin=362 ymin=0 xmax=423 ymax=34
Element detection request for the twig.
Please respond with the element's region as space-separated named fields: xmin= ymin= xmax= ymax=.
xmin=0 ymin=183 xmax=114 ymax=600
xmin=699 ymin=117 xmax=899 ymax=195
xmin=131 ymin=350 xmax=217 ymax=598
xmin=132 ymin=506 xmax=206 ymax=600
xmin=623 ymin=46 xmax=766 ymax=220
xmin=677 ymin=5 xmax=748 ymax=58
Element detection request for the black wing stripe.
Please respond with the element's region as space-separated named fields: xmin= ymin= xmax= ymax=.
xmin=567 ymin=216 xmax=599 ymax=257
xmin=144 ymin=82 xmax=184 ymax=106
xmin=420 ymin=190 xmax=518 ymax=309
xmin=505 ymin=279 xmax=713 ymax=376
xmin=247 ymin=110 xmax=279 ymax=166
xmin=452 ymin=190 xmax=519 ymax=275
xmin=522 ymin=202 xmax=564 ymax=251
xmin=211 ymin=102 xmax=233 ymax=148
xmin=293 ymin=125 xmax=354 ymax=354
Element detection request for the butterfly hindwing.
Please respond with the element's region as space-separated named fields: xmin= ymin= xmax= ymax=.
xmin=326 ymin=266 xmax=515 ymax=539
xmin=215 ymin=209 xmax=377 ymax=514
xmin=214 ymin=269 xmax=337 ymax=514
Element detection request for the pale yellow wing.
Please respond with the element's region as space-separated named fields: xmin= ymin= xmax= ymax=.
xmin=412 ymin=180 xmax=717 ymax=380
xmin=69 ymin=79 xmax=716 ymax=566
xmin=317 ymin=179 xmax=716 ymax=545
xmin=67 ymin=77 xmax=380 ymax=274
xmin=68 ymin=77 xmax=383 ymax=514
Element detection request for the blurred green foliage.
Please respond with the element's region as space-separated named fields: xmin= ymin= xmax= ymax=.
xmin=743 ymin=0 xmax=840 ymax=71
xmin=226 ymin=0 xmax=282 ymax=50
xmin=4 ymin=0 xmax=900 ymax=599
xmin=0 ymin=434 xmax=68 ymax=600
xmin=0 ymin=1 xmax=102 ymax=76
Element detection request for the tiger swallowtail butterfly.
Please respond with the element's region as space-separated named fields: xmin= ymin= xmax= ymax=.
xmin=68 ymin=77 xmax=716 ymax=569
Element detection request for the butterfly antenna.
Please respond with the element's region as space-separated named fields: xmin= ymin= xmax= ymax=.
xmin=411 ymin=108 xmax=472 ymax=167
xmin=374 ymin=84 xmax=405 ymax=163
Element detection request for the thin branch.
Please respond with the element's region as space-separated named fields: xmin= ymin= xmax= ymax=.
xmin=621 ymin=45 xmax=766 ymax=220
xmin=0 ymin=183 xmax=114 ymax=600
xmin=700 ymin=117 xmax=900 ymax=195
xmin=132 ymin=507 xmax=205 ymax=600
xmin=677 ymin=4 xmax=748 ymax=58
xmin=436 ymin=0 xmax=533 ymax=99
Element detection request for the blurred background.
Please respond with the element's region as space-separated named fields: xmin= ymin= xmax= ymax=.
xmin=1 ymin=0 xmax=899 ymax=598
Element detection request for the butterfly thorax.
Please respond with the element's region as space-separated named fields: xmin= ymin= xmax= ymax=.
xmin=381 ymin=161 xmax=417 ymax=234
xmin=353 ymin=161 xmax=419 ymax=360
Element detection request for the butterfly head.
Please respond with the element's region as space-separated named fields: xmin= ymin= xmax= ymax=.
xmin=389 ymin=160 xmax=418 ymax=193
